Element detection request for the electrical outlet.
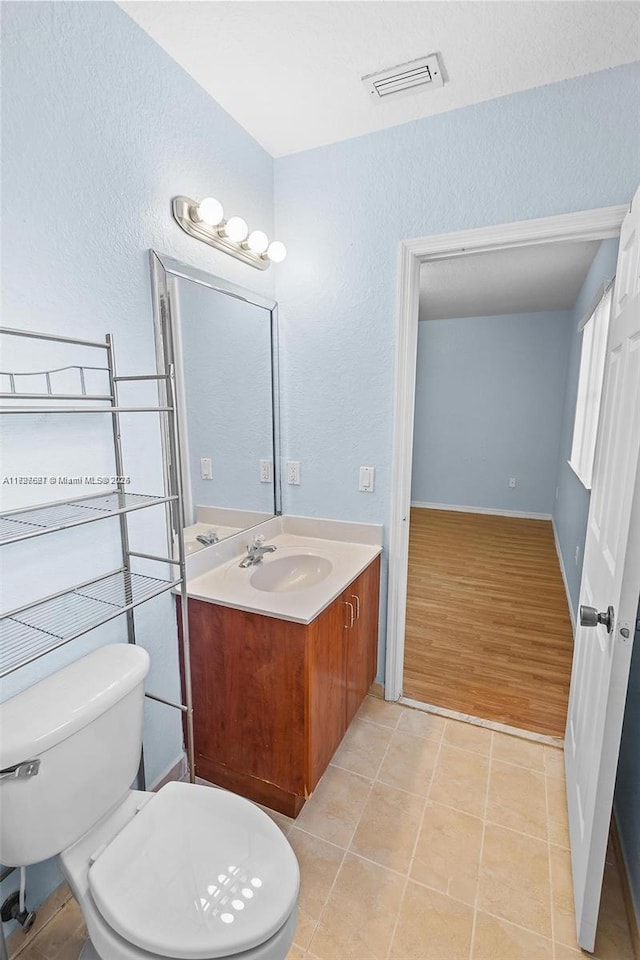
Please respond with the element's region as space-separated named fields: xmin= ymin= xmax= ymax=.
xmin=259 ymin=460 xmax=272 ymax=483
xmin=287 ymin=461 xmax=301 ymax=485
xmin=508 ymin=476 xmax=517 ymax=488
xmin=200 ymin=458 xmax=212 ymax=480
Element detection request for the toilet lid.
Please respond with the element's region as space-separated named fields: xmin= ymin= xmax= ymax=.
xmin=88 ymin=782 xmax=299 ymax=959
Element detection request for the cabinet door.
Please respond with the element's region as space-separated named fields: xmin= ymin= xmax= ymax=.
xmin=307 ymin=592 xmax=348 ymax=790
xmin=345 ymin=556 xmax=381 ymax=726
xmin=187 ymin=599 xmax=307 ymax=795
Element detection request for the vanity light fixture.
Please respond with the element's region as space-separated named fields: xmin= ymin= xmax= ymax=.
xmin=172 ymin=195 xmax=286 ymax=271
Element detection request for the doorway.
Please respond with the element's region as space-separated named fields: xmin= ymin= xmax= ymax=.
xmin=402 ymin=237 xmax=617 ymax=737
xmin=385 ymin=206 xmax=627 ymax=711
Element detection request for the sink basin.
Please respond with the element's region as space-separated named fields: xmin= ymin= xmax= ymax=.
xmin=250 ymin=554 xmax=332 ymax=593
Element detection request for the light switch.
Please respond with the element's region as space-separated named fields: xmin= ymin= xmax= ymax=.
xmin=359 ymin=466 xmax=375 ymax=492
xmin=200 ymin=458 xmax=213 ymax=480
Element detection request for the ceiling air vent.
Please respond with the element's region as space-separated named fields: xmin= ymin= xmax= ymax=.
xmin=362 ymin=54 xmax=444 ymax=103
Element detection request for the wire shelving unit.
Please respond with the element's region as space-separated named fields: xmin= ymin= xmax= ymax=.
xmin=0 ymin=326 xmax=194 ymax=787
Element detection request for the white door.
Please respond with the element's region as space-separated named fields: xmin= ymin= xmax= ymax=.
xmin=565 ymin=185 xmax=640 ymax=951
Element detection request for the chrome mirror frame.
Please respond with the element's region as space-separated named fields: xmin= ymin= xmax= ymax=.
xmin=149 ymin=251 xmax=282 ymax=545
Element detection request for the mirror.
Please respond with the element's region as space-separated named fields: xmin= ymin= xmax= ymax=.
xmin=150 ymin=253 xmax=280 ymax=552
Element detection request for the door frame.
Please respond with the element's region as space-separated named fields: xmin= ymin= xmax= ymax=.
xmin=384 ymin=204 xmax=628 ymax=702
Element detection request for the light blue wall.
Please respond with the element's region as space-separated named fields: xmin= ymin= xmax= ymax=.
xmin=552 ymin=239 xmax=620 ymax=617
xmin=614 ymin=605 xmax=640 ymax=929
xmin=411 ymin=311 xmax=573 ymax=514
xmin=3 ymin=0 xmax=640 ymax=934
xmin=1 ymin=0 xmax=274 ymax=931
xmin=274 ymin=60 xmax=640 ymax=678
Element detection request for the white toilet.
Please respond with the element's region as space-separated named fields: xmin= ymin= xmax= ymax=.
xmin=0 ymin=644 xmax=300 ymax=960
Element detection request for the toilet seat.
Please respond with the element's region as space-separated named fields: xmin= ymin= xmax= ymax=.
xmin=87 ymin=782 xmax=299 ymax=960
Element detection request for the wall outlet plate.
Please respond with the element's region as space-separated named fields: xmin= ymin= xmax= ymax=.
xmin=287 ymin=461 xmax=301 ymax=485
xmin=259 ymin=459 xmax=273 ymax=483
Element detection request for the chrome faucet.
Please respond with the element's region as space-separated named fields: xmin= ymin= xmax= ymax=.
xmin=196 ymin=528 xmax=219 ymax=546
xmin=239 ymin=535 xmax=277 ymax=567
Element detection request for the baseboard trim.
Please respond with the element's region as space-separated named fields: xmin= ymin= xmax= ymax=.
xmin=6 ymin=882 xmax=73 ymax=958
xmin=410 ymin=501 xmax=553 ymax=521
xmin=398 ymin=696 xmax=564 ymax=747
xmin=150 ymin=752 xmax=188 ymax=791
xmin=551 ymin=517 xmax=577 ymax=633
xmin=612 ymin=815 xmax=640 ymax=959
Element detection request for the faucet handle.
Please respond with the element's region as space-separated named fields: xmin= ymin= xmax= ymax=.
xmin=247 ymin=533 xmax=264 ymax=554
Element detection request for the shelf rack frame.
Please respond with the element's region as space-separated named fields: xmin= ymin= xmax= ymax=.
xmin=0 ymin=325 xmax=194 ymax=791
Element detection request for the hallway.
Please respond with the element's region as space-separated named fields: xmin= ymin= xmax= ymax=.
xmin=403 ymin=508 xmax=574 ymax=737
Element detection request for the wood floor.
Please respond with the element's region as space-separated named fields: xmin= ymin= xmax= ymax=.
xmin=403 ymin=508 xmax=574 ymax=737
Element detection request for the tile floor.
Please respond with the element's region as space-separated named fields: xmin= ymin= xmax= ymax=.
xmin=8 ymin=698 xmax=635 ymax=960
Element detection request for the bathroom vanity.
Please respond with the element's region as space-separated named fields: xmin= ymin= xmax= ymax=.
xmin=151 ymin=255 xmax=383 ymax=815
xmin=179 ymin=525 xmax=381 ymax=816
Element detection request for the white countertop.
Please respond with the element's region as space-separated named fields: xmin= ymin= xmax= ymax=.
xmin=186 ymin=531 xmax=382 ymax=624
xmin=183 ymin=522 xmax=242 ymax=555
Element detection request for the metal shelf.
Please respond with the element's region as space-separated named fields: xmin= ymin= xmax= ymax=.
xmin=0 ymin=569 xmax=181 ymax=677
xmin=0 ymin=363 xmax=113 ymax=401
xmin=0 ymin=322 xmax=194 ymax=789
xmin=0 ymin=405 xmax=173 ymax=414
xmin=0 ymin=491 xmax=178 ymax=545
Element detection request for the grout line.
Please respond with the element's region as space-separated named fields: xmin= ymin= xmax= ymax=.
xmin=305 ymin=719 xmax=394 ymax=956
xmin=329 ymin=721 xmax=443 ymax=801
xmin=419 ymin=796 xmax=485 ymax=824
xmin=438 ymin=738 xmax=493 ymax=761
xmin=468 ymin=729 xmax=494 ymax=960
xmin=492 ymin=756 xmax=549 ymax=775
xmin=359 ymin=699 xmax=402 ymax=732
xmin=396 ymin=869 xmax=482 ymax=910
xmin=476 ymin=909 xmax=557 ymax=945
xmin=339 ymin=848 xmax=415 ymax=884
xmin=288 ymin=824 xmax=347 ymax=854
xmin=294 ymin=840 xmax=347 ymax=954
xmin=385 ymin=730 xmax=443 ymax=960
xmin=351 ymin=714 xmax=400 ymax=735
xmin=481 ymin=817 xmax=549 ymax=845
xmin=399 ymin=696 xmax=565 ymax=747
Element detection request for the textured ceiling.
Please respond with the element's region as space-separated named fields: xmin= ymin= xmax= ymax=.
xmin=419 ymin=240 xmax=602 ymax=320
xmin=119 ymin=1 xmax=640 ymax=156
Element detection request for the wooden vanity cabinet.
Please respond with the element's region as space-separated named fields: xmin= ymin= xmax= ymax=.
xmin=182 ymin=554 xmax=380 ymax=817
xmin=344 ymin=558 xmax=380 ymax=727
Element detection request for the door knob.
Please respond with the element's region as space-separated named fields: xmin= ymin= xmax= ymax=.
xmin=580 ymin=604 xmax=614 ymax=633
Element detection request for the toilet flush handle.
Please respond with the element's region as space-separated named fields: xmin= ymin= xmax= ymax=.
xmin=0 ymin=759 xmax=40 ymax=783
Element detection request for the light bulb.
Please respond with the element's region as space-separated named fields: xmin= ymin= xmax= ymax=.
xmin=267 ymin=240 xmax=287 ymax=263
xmin=193 ymin=197 xmax=224 ymax=226
xmin=224 ymin=216 xmax=249 ymax=243
xmin=246 ymin=230 xmax=269 ymax=254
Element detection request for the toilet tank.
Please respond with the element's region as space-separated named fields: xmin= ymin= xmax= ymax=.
xmin=0 ymin=644 xmax=150 ymax=866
